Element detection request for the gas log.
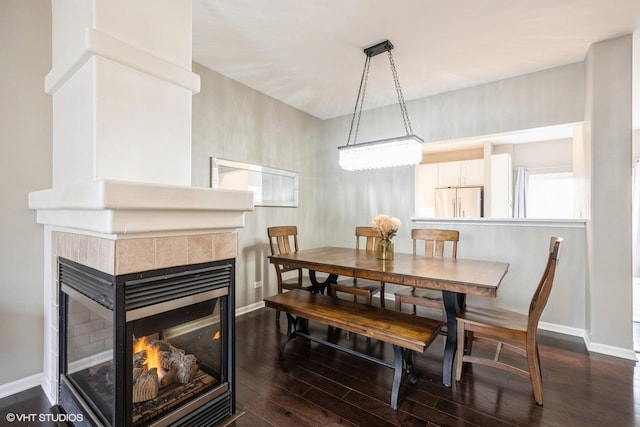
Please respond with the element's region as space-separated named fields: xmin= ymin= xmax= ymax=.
xmin=132 ymin=368 xmax=158 ymax=403
xmin=132 ymin=340 xmax=199 ymax=403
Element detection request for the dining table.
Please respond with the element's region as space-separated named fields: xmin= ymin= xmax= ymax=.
xmin=268 ymin=246 xmax=510 ymax=386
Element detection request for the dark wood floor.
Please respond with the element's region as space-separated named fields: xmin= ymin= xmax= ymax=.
xmin=230 ymin=309 xmax=639 ymax=427
xmin=3 ymin=310 xmax=639 ymax=426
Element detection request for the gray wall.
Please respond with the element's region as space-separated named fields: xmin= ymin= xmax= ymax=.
xmin=191 ymin=62 xmax=324 ymax=308
xmin=0 ymin=0 xmax=52 ymax=385
xmin=315 ymin=61 xmax=586 ymax=245
xmin=350 ymin=62 xmax=585 ymax=144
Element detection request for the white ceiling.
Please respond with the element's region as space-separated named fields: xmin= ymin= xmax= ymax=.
xmin=193 ymin=0 xmax=640 ymax=121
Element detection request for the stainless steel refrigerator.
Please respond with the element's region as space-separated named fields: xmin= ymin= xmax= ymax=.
xmin=435 ymin=187 xmax=483 ymax=218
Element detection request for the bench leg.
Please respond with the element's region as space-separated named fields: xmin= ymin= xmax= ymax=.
xmin=279 ymin=313 xmax=310 ymax=359
xmin=403 ymin=349 xmax=418 ymax=384
xmin=391 ymin=346 xmax=418 ymax=410
xmin=391 ymin=345 xmax=403 ymax=410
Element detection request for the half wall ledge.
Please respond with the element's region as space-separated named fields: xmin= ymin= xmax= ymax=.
xmin=28 ymin=179 xmax=255 ymax=234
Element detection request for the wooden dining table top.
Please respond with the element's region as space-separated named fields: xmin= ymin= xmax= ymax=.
xmin=269 ymin=246 xmax=509 ymax=297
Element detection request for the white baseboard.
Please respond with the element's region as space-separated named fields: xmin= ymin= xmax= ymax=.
xmin=583 ymin=332 xmax=638 ymax=361
xmin=236 ymin=301 xmax=265 ymax=317
xmin=0 ymin=373 xmax=43 ymax=400
xmin=40 ymin=375 xmax=55 ymax=405
xmin=541 ymin=321 xmax=638 ymax=361
xmin=538 ymin=321 xmax=585 ymax=338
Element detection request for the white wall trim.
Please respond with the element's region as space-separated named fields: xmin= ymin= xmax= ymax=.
xmin=45 ymin=28 xmax=200 ymax=95
xmin=236 ymin=301 xmax=265 ymax=317
xmin=0 ymin=373 xmax=43 ymax=400
xmin=540 ymin=321 xmax=637 ymax=361
xmin=582 ymin=329 xmax=638 ymax=361
xmin=538 ymin=321 xmax=585 ymax=338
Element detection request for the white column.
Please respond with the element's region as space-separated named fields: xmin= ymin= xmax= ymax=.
xmin=45 ymin=0 xmax=199 ymax=187
xmin=584 ymin=35 xmax=634 ymax=356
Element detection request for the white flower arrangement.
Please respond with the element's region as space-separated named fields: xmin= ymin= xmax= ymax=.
xmin=372 ymin=214 xmax=401 ymax=240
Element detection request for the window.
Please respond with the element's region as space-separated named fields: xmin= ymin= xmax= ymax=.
xmin=526 ymin=172 xmax=574 ymax=219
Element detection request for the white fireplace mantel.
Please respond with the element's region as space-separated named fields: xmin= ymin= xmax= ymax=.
xmin=29 ymin=179 xmax=254 ymax=234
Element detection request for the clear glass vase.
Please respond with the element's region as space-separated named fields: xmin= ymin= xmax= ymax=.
xmin=376 ymin=238 xmax=394 ymax=260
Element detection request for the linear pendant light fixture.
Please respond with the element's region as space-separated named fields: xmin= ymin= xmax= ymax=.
xmin=339 ymin=40 xmax=423 ymax=171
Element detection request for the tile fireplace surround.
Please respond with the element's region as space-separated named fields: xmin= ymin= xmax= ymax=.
xmin=51 ymin=231 xmax=238 ymax=277
xmin=47 ymin=230 xmax=239 ymax=401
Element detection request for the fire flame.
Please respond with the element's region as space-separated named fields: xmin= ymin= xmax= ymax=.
xmin=133 ymin=336 xmax=148 ymax=353
xmin=212 ymin=330 xmax=221 ymax=340
xmin=133 ymin=336 xmax=165 ymax=384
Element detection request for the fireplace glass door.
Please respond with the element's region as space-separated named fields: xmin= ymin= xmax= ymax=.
xmin=62 ymin=287 xmax=115 ymax=424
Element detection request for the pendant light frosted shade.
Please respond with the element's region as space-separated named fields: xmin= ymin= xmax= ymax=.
xmin=341 ymin=40 xmax=423 ymax=171
xmin=338 ymin=135 xmax=423 ymax=171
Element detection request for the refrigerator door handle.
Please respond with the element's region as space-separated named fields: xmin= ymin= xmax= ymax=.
xmin=458 ymin=197 xmax=462 ymax=217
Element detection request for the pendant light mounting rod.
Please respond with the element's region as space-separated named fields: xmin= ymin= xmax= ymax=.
xmin=364 ymin=40 xmax=394 ymax=57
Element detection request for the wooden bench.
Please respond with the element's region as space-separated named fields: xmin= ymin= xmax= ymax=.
xmin=263 ymin=289 xmax=444 ymax=409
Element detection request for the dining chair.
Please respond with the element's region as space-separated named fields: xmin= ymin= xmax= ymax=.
xmin=454 ymin=236 xmax=563 ymax=405
xmin=267 ymin=226 xmax=313 ymax=321
xmin=394 ymin=229 xmax=459 ymax=318
xmin=330 ymin=226 xmax=386 ymax=307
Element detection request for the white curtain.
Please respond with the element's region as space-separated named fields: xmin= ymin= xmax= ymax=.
xmin=513 ymin=167 xmax=529 ymax=218
xmin=633 ymin=161 xmax=640 ymax=276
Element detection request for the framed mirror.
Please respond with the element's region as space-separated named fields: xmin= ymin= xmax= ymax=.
xmin=210 ymin=158 xmax=298 ymax=207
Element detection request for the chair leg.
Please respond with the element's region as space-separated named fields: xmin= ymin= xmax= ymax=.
xmin=379 ymin=282 xmax=385 ymax=308
xmin=395 ymin=294 xmax=402 ymax=312
xmin=527 ymin=342 xmax=544 ymax=405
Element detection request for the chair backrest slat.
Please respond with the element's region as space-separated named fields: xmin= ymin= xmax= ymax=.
xmin=355 ymin=226 xmax=380 ymax=251
xmin=267 ymin=226 xmax=302 ymax=275
xmin=412 ymin=228 xmax=459 ymax=259
xmin=268 ymin=226 xmax=299 ymax=255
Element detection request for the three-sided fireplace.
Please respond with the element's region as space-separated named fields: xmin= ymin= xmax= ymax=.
xmin=56 ymin=257 xmax=235 ymax=426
